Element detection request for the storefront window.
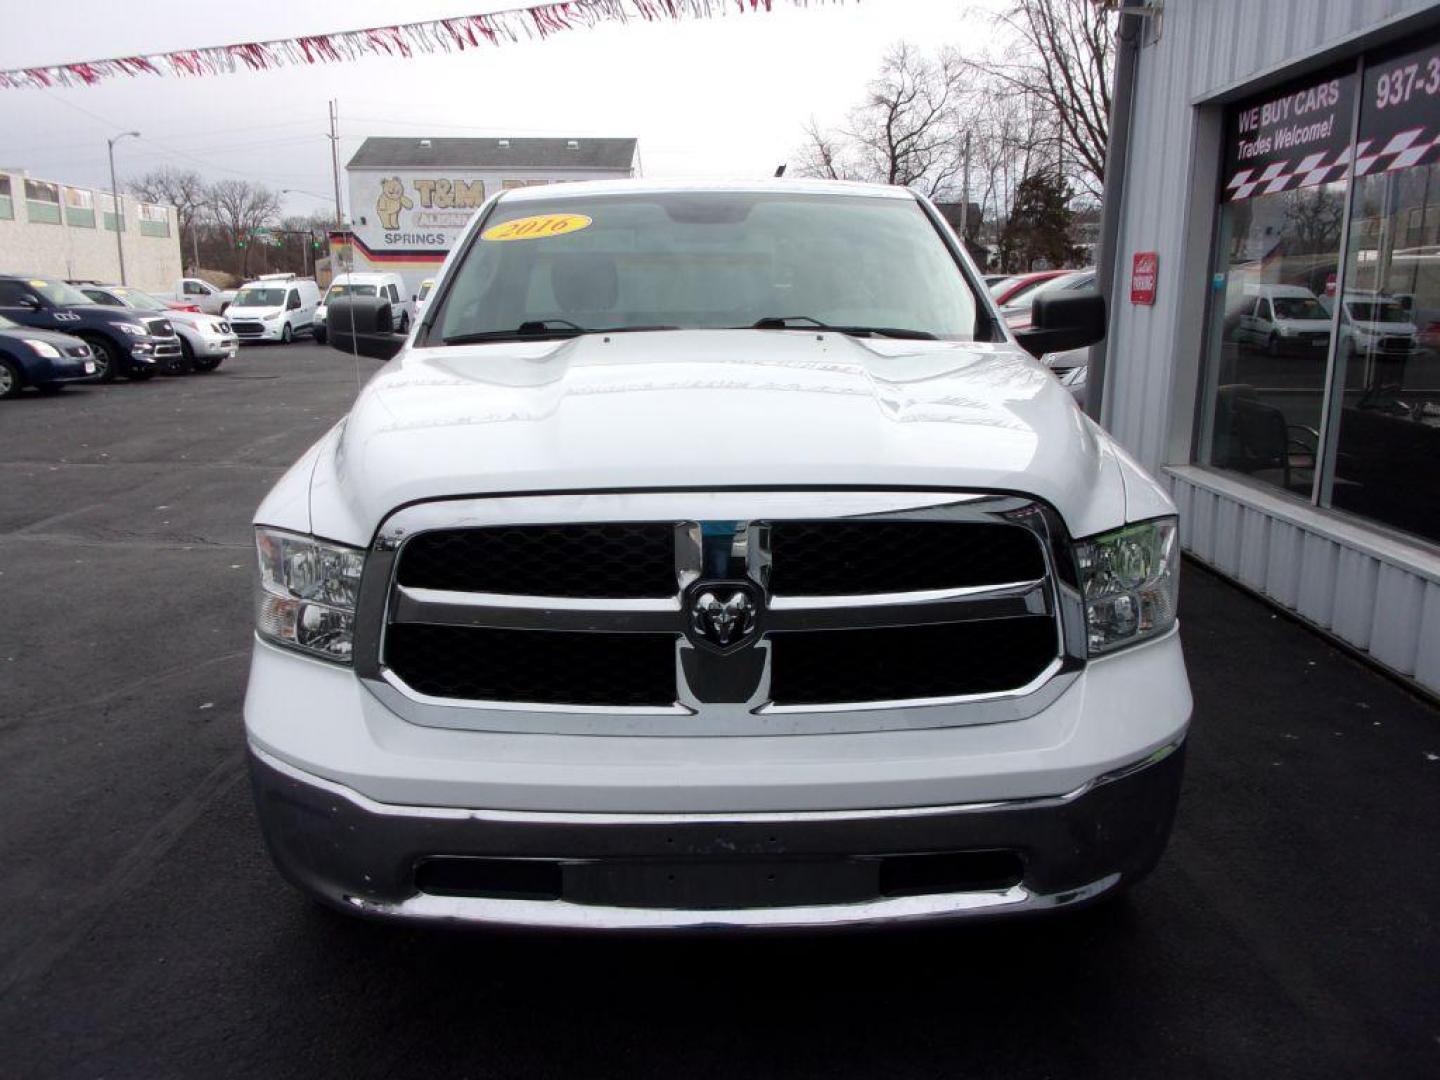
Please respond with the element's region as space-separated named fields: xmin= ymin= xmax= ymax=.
xmin=1199 ymin=68 xmax=1357 ymax=499
xmin=24 ymin=179 xmax=61 ymax=225
xmin=0 ymin=175 xmax=12 ymax=220
xmin=1324 ymin=39 xmax=1440 ymax=544
xmin=1199 ymin=38 xmax=1440 ymax=548
xmin=63 ymin=186 xmax=95 ymax=229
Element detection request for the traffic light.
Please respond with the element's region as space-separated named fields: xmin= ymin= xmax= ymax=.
xmin=237 ymin=237 xmax=246 ymax=248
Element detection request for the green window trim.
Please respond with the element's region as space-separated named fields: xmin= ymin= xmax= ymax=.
xmin=65 ymin=207 xmax=96 ymax=229
xmin=139 ymin=219 xmax=169 ymax=238
xmin=0 ymin=195 xmax=12 ymax=220
xmin=27 ymin=201 xmax=60 ymax=225
xmin=103 ymin=212 xmax=121 ymax=232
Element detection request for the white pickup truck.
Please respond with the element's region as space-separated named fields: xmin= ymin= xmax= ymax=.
xmin=245 ymin=180 xmax=1191 ymax=930
xmin=168 ymin=276 xmax=236 ymax=315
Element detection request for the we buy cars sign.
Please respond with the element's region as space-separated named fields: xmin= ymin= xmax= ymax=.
xmin=1130 ymin=252 xmax=1158 ymax=305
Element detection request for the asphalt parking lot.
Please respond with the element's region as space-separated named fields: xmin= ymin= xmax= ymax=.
xmin=1 ymin=343 xmax=1438 ymax=1079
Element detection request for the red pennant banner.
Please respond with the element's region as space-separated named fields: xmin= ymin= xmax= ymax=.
xmin=0 ymin=0 xmax=836 ymax=90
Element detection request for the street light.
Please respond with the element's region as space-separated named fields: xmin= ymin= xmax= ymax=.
xmin=107 ymin=131 xmax=140 ymax=285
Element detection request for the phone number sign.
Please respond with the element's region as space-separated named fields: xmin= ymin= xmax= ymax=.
xmin=1360 ymin=39 xmax=1440 ymax=169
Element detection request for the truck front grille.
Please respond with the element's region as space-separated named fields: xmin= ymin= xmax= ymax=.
xmin=397 ymin=523 xmax=676 ymax=598
xmin=767 ymin=520 xmax=1046 ymax=595
xmin=362 ymin=492 xmax=1077 ymax=733
xmin=143 ymin=317 xmax=174 ymax=337
xmin=232 ymin=321 xmax=265 ymax=337
xmin=768 ymin=619 xmax=1058 ymax=706
xmin=386 ymin=624 xmax=676 ymax=706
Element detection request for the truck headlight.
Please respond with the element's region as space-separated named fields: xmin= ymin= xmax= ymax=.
xmin=1074 ymin=517 xmax=1179 ymax=655
xmin=254 ymin=527 xmax=364 ymax=662
xmin=116 ymin=322 xmax=147 ymax=336
xmin=263 ymin=311 xmax=282 ymax=322
xmin=22 ymin=339 xmax=61 ymax=358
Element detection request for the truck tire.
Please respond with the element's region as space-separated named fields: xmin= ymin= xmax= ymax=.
xmin=171 ymin=337 xmax=195 ymax=375
xmin=0 ymin=357 xmax=22 ymax=399
xmin=281 ymin=323 xmax=293 ymax=344
xmin=85 ymin=336 xmax=122 ymax=383
xmin=192 ymin=355 xmax=222 ymax=373
xmin=129 ymin=365 xmax=156 ymax=381
xmin=313 ymin=326 xmax=327 ymax=346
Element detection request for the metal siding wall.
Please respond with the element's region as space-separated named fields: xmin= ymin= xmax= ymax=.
xmin=1117 ymin=1 xmax=1440 ymax=698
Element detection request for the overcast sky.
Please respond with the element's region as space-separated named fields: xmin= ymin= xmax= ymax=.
xmin=0 ymin=0 xmax=998 ymax=219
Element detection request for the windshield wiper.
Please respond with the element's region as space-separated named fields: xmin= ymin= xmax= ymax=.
xmin=442 ymin=321 xmax=679 ymax=346
xmin=746 ymin=316 xmax=937 ymax=340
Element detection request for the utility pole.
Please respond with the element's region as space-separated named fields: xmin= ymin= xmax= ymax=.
xmin=327 ymin=100 xmax=343 ymax=226
xmin=107 ymin=130 xmax=140 ymax=284
xmin=960 ymin=132 xmax=972 ymax=246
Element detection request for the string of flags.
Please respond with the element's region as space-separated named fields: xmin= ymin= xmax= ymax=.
xmin=0 ymin=0 xmax=836 ymax=91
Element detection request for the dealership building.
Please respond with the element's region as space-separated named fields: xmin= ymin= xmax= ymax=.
xmin=0 ymin=170 xmax=181 ymax=291
xmin=1096 ymin=0 xmax=1440 ymax=696
xmin=335 ymin=136 xmax=638 ymax=295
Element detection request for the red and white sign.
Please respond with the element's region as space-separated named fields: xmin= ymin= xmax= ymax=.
xmin=1130 ymin=251 xmax=1158 ymax=305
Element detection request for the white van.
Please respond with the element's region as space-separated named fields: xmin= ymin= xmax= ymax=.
xmin=313 ymin=272 xmax=414 ymax=345
xmin=1233 ymin=284 xmax=1332 ymax=356
xmin=413 ymin=278 xmax=436 ymax=324
xmin=226 ymin=275 xmax=321 ymax=344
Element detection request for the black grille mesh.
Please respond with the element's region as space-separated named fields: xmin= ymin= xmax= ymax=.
xmin=768 ymin=618 xmax=1057 ymax=705
xmin=397 ymin=523 xmax=676 ymax=598
xmin=385 ymin=625 xmax=677 ymax=706
xmin=766 ymin=521 xmax=1045 ymax=596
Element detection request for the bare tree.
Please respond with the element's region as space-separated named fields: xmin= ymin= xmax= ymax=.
xmin=797 ymin=44 xmax=969 ymax=200
xmin=968 ymin=0 xmax=1117 ymax=200
xmin=128 ymin=167 xmax=211 ymax=271
xmin=208 ymin=180 xmax=281 ymax=277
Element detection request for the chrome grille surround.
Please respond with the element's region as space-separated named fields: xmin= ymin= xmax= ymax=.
xmin=353 ymin=491 xmax=1087 ymax=737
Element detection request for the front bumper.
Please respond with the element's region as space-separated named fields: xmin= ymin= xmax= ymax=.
xmin=248 ymin=739 xmax=1185 ymax=930
xmin=128 ymin=337 xmax=182 ymax=367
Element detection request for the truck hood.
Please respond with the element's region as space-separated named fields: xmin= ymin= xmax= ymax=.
xmin=304 ymin=330 xmax=1131 ymax=545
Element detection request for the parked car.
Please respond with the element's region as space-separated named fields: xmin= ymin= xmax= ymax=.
xmin=0 ymin=274 xmax=181 ymax=382
xmin=1004 ymin=269 xmax=1097 ymax=330
xmin=0 ymin=314 xmax=97 ymax=399
xmin=1231 ymin=284 xmax=1332 ymax=356
xmin=246 ymin=180 xmax=1189 ymax=931
xmin=313 ymin=272 xmax=413 ymax=346
xmin=990 ymin=269 xmax=1070 ymax=308
xmin=168 ymin=277 xmax=237 ymax=316
xmin=226 ymin=275 xmax=321 ymax=344
xmin=413 ymin=278 xmax=436 ymax=324
xmin=1337 ymin=292 xmax=1418 ymax=359
xmin=76 ymin=285 xmax=237 ymax=373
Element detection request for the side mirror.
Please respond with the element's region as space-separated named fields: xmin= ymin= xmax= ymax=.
xmin=327 ymin=297 xmax=405 ymax=361
xmin=16 ymin=295 xmax=40 ymax=310
xmin=1014 ymin=289 xmax=1107 ymax=359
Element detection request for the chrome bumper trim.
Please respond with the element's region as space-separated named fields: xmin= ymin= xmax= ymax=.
xmin=339 ymin=873 xmax=1123 ymax=930
xmin=249 ymin=735 xmax=1185 ymax=826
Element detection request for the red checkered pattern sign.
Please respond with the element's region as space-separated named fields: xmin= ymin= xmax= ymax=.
xmin=1224 ymin=125 xmax=1440 ymax=201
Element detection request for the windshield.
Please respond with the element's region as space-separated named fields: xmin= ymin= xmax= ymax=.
xmin=986 ymin=276 xmax=1016 ymax=298
xmin=1346 ymin=300 xmax=1409 ymax=324
xmin=1272 ymin=296 xmax=1327 ymax=320
xmin=999 ymin=275 xmax=1055 ymax=308
xmin=326 ymin=284 xmax=378 ymax=300
xmin=103 ymin=288 xmax=168 ymax=311
xmin=32 ymin=279 xmax=94 ymax=307
xmin=233 ymin=287 xmax=286 ymax=307
xmin=430 ymin=192 xmax=982 ymax=343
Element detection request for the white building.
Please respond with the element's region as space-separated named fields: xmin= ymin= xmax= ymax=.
xmin=337 ymin=136 xmax=638 ymax=295
xmin=1095 ymin=0 xmax=1440 ymax=697
xmin=0 ymin=170 xmax=181 ymax=292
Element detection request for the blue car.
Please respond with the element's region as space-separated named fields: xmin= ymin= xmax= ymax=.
xmin=0 ymin=314 xmax=98 ymax=399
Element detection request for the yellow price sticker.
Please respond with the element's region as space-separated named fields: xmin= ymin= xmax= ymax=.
xmin=28 ymin=279 xmax=49 ymax=287
xmin=482 ymin=213 xmax=592 ymax=242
